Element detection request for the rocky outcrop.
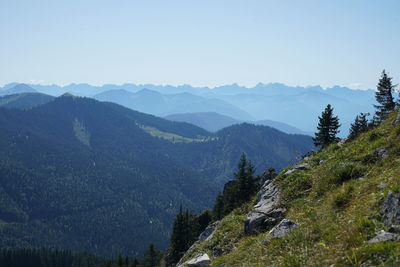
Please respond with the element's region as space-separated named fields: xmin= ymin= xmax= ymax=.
xmin=177 ymin=254 xmax=210 ymax=267
xmin=199 ymin=221 xmax=219 ymax=242
xmin=264 ymin=219 xmax=299 ymax=244
xmin=381 ymin=191 xmax=400 ymax=226
xmin=244 ymin=177 xmax=285 ymax=236
xmin=368 ymin=230 xmax=400 ymax=243
xmin=368 ymin=191 xmax=400 ymax=244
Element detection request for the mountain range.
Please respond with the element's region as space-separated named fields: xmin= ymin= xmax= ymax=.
xmin=164 ymin=112 xmax=312 ymax=135
xmin=0 ymin=82 xmax=378 ymax=136
xmin=0 ymin=94 xmax=314 ymax=256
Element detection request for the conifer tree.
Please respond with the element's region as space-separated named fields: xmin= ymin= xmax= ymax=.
xmin=169 ymin=205 xmax=185 ymax=263
xmin=313 ymin=104 xmax=341 ymax=147
xmin=212 ymin=193 xmax=225 ymax=220
xmin=142 ymin=243 xmax=162 ymax=267
xmin=374 ymin=70 xmax=396 ymax=123
xmin=348 ymin=112 xmax=369 ymax=140
xmin=235 ymin=153 xmax=258 ymax=204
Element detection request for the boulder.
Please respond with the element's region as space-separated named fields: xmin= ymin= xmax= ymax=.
xmin=263 ymin=219 xmax=299 ymax=244
xmin=199 ymin=221 xmax=219 ymax=242
xmin=185 ymin=253 xmax=210 ymax=267
xmin=244 ymin=179 xmax=285 ymax=235
xmin=368 ymin=230 xmax=400 ymax=243
xmin=267 ymin=219 xmax=299 ymax=239
xmin=381 ymin=191 xmax=400 ymax=226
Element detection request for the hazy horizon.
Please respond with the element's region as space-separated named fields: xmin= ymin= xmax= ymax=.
xmin=1 ymin=0 xmax=399 ymax=90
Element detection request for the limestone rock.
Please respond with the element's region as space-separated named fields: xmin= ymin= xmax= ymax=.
xmin=368 ymin=230 xmax=400 ymax=243
xmin=185 ymin=253 xmax=210 ymax=267
xmin=199 ymin=221 xmax=219 ymax=242
xmin=244 ymin=179 xmax=285 ymax=235
xmin=381 ymin=191 xmax=400 ymax=226
xmin=268 ymin=219 xmax=299 ymax=238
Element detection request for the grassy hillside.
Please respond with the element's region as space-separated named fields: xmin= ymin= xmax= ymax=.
xmin=180 ymin=110 xmax=400 ymax=266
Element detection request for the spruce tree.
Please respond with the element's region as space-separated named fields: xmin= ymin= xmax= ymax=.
xmin=212 ymin=193 xmax=225 ymax=220
xmin=348 ymin=112 xmax=369 ymax=140
xmin=169 ymin=205 xmax=185 ymax=263
xmin=374 ymin=70 xmax=396 ymax=123
xmin=142 ymin=243 xmax=162 ymax=267
xmin=313 ymin=104 xmax=341 ymax=147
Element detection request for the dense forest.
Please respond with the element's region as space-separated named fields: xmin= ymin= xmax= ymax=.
xmin=0 ymin=94 xmax=314 ymax=257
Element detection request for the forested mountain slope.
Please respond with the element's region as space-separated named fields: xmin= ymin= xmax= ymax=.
xmin=0 ymin=95 xmax=314 ymax=257
xmin=0 ymin=93 xmax=54 ymax=109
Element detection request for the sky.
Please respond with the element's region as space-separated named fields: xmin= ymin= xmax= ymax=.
xmin=0 ymin=0 xmax=399 ymax=89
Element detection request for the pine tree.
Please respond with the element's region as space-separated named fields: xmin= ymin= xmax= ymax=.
xmin=313 ymin=104 xmax=341 ymax=147
xmin=142 ymin=243 xmax=162 ymax=267
xmin=212 ymin=193 xmax=225 ymax=220
xmin=348 ymin=112 xmax=369 ymax=140
xmin=169 ymin=205 xmax=185 ymax=264
xmin=374 ymin=70 xmax=396 ymax=123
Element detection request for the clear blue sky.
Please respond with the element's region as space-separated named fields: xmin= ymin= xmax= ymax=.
xmin=1 ymin=0 xmax=399 ymax=89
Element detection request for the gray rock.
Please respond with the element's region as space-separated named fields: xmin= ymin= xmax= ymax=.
xmin=185 ymin=254 xmax=210 ymax=267
xmin=267 ymin=219 xmax=299 ymax=239
xmin=375 ymin=147 xmax=389 ymax=159
xmin=381 ymin=191 xmax=400 ymax=226
xmin=395 ymin=110 xmax=400 ymax=126
xmin=284 ymin=163 xmax=308 ymax=176
xmin=284 ymin=169 xmax=295 ymax=176
xmin=368 ymin=230 xmax=400 ymax=243
xmin=294 ymin=163 xmax=308 ymax=170
xmin=244 ymin=179 xmax=285 ymax=235
xmin=199 ymin=221 xmax=219 ymax=242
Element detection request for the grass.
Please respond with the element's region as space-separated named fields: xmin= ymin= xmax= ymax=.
xmin=178 ymin=110 xmax=400 ymax=266
xmin=138 ymin=124 xmax=216 ymax=143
